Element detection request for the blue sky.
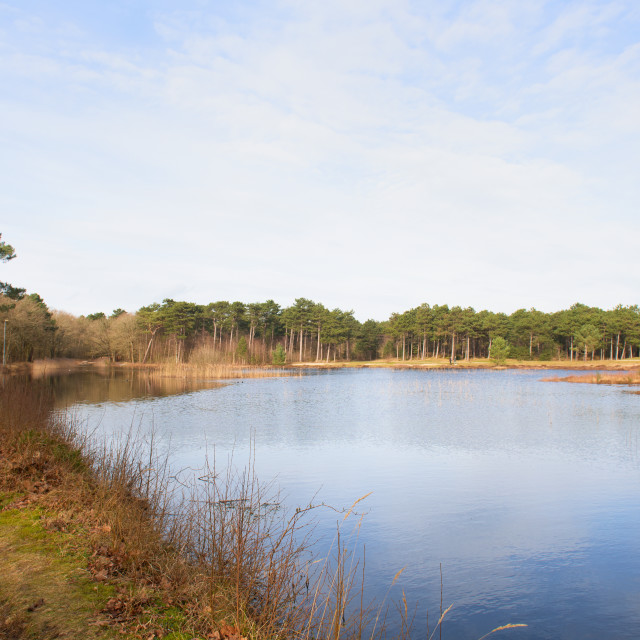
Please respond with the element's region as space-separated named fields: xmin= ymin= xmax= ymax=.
xmin=2 ymin=1 xmax=639 ymax=320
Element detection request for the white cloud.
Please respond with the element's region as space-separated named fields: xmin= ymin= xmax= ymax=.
xmin=2 ymin=1 xmax=639 ymax=318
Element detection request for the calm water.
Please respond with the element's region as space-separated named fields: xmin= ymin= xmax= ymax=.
xmin=57 ymin=368 xmax=640 ymax=639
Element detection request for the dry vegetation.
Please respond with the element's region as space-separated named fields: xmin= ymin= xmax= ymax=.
xmin=8 ymin=359 xmax=295 ymax=381
xmin=131 ymin=362 xmax=296 ymax=380
xmin=0 ymin=380 xmax=526 ymax=640
xmin=291 ymin=358 xmax=640 ymax=372
xmin=8 ymin=355 xmax=640 ymax=385
xmin=543 ymin=370 xmax=640 ymax=385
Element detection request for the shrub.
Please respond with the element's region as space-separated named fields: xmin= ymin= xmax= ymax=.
xmin=235 ymin=336 xmax=248 ymax=363
xmin=490 ymin=337 xmax=509 ymax=365
xmin=272 ymin=344 xmax=286 ymax=365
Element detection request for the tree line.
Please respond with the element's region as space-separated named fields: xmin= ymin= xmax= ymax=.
xmin=1 ymin=294 xmax=639 ymax=365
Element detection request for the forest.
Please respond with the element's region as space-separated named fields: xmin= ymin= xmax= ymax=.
xmin=1 ymin=294 xmax=639 ymax=365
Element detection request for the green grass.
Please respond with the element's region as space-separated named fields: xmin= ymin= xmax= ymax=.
xmin=0 ymin=497 xmax=119 ymax=639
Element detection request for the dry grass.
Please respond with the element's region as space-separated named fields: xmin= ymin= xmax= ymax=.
xmin=543 ymin=371 xmax=640 ymax=385
xmin=139 ymin=361 xmax=296 ymax=380
xmin=3 ymin=358 xmax=295 ymax=382
xmin=292 ymin=358 xmax=640 ymax=372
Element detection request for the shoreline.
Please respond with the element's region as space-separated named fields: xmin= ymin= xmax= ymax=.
xmin=2 ymin=356 xmax=640 ymax=375
xmin=289 ymin=358 xmax=640 ymax=372
xmin=3 ymin=358 xmax=640 ymax=389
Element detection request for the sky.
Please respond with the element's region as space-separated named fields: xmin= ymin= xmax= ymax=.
xmin=1 ymin=0 xmax=639 ymax=321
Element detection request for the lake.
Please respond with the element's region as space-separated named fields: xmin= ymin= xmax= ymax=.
xmin=55 ymin=367 xmax=640 ymax=639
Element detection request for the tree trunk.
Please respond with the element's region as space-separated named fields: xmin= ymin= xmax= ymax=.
xmin=141 ymin=329 xmax=157 ymax=364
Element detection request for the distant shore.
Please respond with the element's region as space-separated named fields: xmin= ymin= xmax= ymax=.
xmin=290 ymin=358 xmax=640 ymax=372
xmin=3 ymin=356 xmax=640 ymax=383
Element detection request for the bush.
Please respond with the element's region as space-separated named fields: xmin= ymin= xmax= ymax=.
xmin=235 ymin=336 xmax=248 ymax=363
xmin=490 ymin=337 xmax=509 ymax=365
xmin=272 ymin=344 xmax=286 ymax=365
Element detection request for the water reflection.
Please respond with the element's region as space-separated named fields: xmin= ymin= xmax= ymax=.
xmin=58 ymin=368 xmax=640 ymax=639
xmin=27 ymin=369 xmax=227 ymax=407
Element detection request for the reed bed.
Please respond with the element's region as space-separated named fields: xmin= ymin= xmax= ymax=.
xmin=0 ymin=379 xmax=526 ymax=639
xmin=125 ymin=361 xmax=296 ymax=381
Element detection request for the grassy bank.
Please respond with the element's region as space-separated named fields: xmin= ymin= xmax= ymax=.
xmin=0 ymin=381 xmax=210 ymax=639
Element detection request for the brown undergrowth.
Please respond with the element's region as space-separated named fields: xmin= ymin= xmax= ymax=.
xmin=0 ymin=380 xmax=526 ymax=640
xmin=542 ymin=371 xmax=640 ymax=386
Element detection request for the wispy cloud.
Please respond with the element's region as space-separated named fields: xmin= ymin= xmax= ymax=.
xmin=1 ymin=1 xmax=639 ymax=318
